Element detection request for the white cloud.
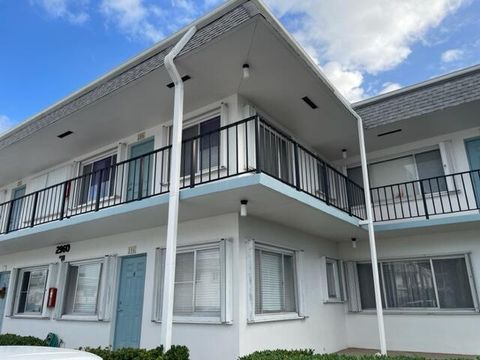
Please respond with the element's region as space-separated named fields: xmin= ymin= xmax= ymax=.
xmin=441 ymin=48 xmax=464 ymax=62
xmin=31 ymin=0 xmax=90 ymax=24
xmin=379 ymin=82 xmax=402 ymax=95
xmin=0 ymin=115 xmax=15 ymax=135
xmin=100 ymin=0 xmax=164 ymax=42
xmin=321 ymin=62 xmax=365 ymax=102
xmin=266 ymin=0 xmax=465 ymax=100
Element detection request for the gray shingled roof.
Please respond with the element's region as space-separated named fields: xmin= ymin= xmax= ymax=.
xmin=353 ymin=65 xmax=480 ymax=129
xmin=0 ymin=2 xmax=258 ymax=151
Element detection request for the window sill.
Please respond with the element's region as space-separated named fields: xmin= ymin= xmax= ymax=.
xmin=152 ymin=316 xmax=228 ymax=325
xmin=58 ymin=315 xmax=101 ymax=322
xmin=354 ymin=309 xmax=479 ymax=316
xmin=248 ymin=313 xmax=305 ymax=324
xmin=9 ymin=314 xmax=49 ymax=320
xmin=323 ymin=299 xmax=345 ymax=304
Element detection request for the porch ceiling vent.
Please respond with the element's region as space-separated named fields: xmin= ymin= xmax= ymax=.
xmin=302 ymin=96 xmax=318 ymax=109
xmin=377 ymin=128 xmax=402 ymax=137
xmin=57 ymin=130 xmax=73 ymax=139
xmin=166 ymin=75 xmax=191 ymax=88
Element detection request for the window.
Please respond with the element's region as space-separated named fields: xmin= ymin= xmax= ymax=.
xmin=15 ymin=267 xmax=48 ymax=315
xmin=354 ymin=255 xmax=477 ymax=311
xmin=325 ymin=258 xmax=344 ymax=302
xmin=79 ymin=154 xmax=117 ymax=204
xmin=348 ymin=149 xmax=446 ymax=198
xmin=254 ymin=247 xmax=297 ymax=314
xmin=63 ymin=261 xmax=103 ymax=316
xmin=174 ymin=248 xmax=221 ymax=316
xmin=154 ymin=240 xmax=232 ymax=323
xmin=171 ymin=116 xmax=221 ymax=177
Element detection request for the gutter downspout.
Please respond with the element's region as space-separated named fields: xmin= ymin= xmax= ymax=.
xmin=357 ymin=116 xmax=387 ymax=355
xmin=161 ymin=26 xmax=197 ymax=350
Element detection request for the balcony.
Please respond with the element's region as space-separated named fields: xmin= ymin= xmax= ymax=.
xmin=0 ymin=116 xmax=366 ymax=235
xmin=371 ymin=170 xmax=480 ymax=222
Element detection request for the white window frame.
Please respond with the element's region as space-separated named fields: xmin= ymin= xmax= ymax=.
xmin=348 ymin=253 xmax=479 ymax=314
xmin=168 ymin=110 xmax=226 ymax=178
xmin=247 ymin=240 xmax=305 ymax=323
xmin=348 ymin=146 xmax=446 ymax=188
xmin=13 ymin=265 xmax=49 ymax=317
xmin=322 ymin=257 xmax=345 ymax=303
xmin=153 ymin=239 xmax=233 ymax=324
xmin=61 ymin=258 xmax=104 ymax=319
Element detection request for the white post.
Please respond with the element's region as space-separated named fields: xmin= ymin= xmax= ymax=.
xmin=356 ymin=116 xmax=387 ymax=355
xmin=161 ymin=26 xmax=196 ymax=350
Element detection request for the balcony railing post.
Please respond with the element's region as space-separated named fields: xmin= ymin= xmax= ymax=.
xmin=5 ymin=201 xmax=15 ymax=234
xmin=30 ymin=192 xmax=39 ymax=227
xmin=60 ymin=182 xmax=69 ymax=220
xmin=293 ymin=143 xmax=301 ymax=190
xmin=254 ymin=116 xmax=262 ymax=174
xmin=346 ymin=180 xmax=352 ymax=216
xmin=419 ymin=180 xmax=429 ymax=219
xmin=138 ymin=157 xmax=144 ymax=200
xmin=323 ymin=162 xmax=330 ymax=205
xmin=95 ymin=170 xmax=103 ymax=211
xmin=190 ymin=140 xmax=195 ymax=188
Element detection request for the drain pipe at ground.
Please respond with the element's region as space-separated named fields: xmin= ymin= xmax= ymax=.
xmin=161 ymin=26 xmax=197 ymax=350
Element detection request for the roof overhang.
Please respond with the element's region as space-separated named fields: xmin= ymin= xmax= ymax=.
xmin=0 ymin=0 xmax=359 ymax=187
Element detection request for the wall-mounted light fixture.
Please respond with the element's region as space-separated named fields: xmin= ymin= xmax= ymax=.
xmin=240 ymin=199 xmax=248 ymax=217
xmin=351 ymin=237 xmax=357 ymax=248
xmin=242 ymin=64 xmax=250 ymax=79
xmin=342 ymin=149 xmax=348 ymax=159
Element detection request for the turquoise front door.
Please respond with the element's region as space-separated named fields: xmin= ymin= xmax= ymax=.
xmin=0 ymin=272 xmax=10 ymax=332
xmin=127 ymin=139 xmax=155 ymax=201
xmin=113 ymin=254 xmax=146 ymax=349
xmin=466 ymin=138 xmax=480 ymax=205
xmin=8 ymin=186 xmax=26 ymax=232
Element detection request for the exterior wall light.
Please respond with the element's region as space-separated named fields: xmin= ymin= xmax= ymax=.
xmin=242 ymin=64 xmax=250 ymax=79
xmin=352 ymin=237 xmax=357 ymax=248
xmin=240 ymin=200 xmax=248 ymax=217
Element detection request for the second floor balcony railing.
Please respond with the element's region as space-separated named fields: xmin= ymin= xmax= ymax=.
xmin=370 ymin=169 xmax=480 ymax=221
xmin=0 ymin=116 xmax=367 ymax=235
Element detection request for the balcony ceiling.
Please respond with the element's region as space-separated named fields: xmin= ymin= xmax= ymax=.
xmin=0 ymin=15 xmax=358 ymax=187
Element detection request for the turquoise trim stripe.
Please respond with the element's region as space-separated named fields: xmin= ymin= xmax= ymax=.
xmin=372 ymin=212 xmax=480 ymax=232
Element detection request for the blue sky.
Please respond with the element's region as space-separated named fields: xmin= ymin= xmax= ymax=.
xmin=0 ymin=0 xmax=479 ymax=133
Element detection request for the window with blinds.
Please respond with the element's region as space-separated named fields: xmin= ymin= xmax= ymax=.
xmin=174 ymin=248 xmax=221 ymax=316
xmin=64 ymin=261 xmax=103 ymax=315
xmin=154 ymin=240 xmax=232 ymax=323
xmin=325 ymin=258 xmax=344 ymax=302
xmin=254 ymin=247 xmax=297 ymax=314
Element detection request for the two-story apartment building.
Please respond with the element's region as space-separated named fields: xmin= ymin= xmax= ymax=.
xmin=0 ymin=0 xmax=478 ymax=359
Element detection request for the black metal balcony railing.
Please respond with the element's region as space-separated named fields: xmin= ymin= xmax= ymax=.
xmin=0 ymin=116 xmax=366 ymax=235
xmin=370 ymin=169 xmax=480 ymax=221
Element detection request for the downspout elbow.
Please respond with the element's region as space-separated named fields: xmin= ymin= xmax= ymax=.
xmin=164 ymin=26 xmax=197 ymax=85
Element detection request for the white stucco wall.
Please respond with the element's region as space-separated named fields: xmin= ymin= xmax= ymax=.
xmin=0 ymin=213 xmax=240 ymax=360
xmin=339 ymin=226 xmax=480 ymax=355
xmin=238 ymin=216 xmax=348 ymax=356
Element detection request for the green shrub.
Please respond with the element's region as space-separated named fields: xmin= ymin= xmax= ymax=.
xmin=83 ymin=345 xmax=189 ymax=360
xmin=239 ymin=351 xmax=476 ymax=360
xmin=0 ymin=333 xmax=48 ymax=346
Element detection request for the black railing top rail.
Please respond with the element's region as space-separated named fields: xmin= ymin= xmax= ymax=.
xmin=370 ymin=168 xmax=480 ymax=191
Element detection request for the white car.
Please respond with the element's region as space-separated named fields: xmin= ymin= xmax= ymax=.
xmin=0 ymin=346 xmax=102 ymax=359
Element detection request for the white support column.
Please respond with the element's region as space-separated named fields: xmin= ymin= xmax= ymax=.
xmin=356 ymin=116 xmax=387 ymax=355
xmin=160 ymin=26 xmax=196 ymax=350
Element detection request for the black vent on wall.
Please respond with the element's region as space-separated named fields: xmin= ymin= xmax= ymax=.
xmin=57 ymin=131 xmax=73 ymax=139
xmin=302 ymin=96 xmax=318 ymax=109
xmin=377 ymin=129 xmax=402 ymax=137
xmin=166 ymin=75 xmax=191 ymax=88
